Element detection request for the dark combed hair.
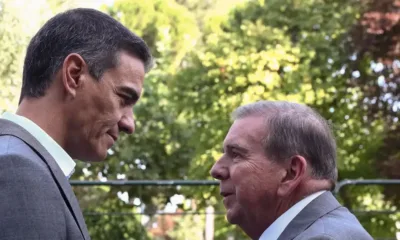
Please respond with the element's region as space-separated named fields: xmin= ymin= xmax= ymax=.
xmin=20 ymin=8 xmax=153 ymax=101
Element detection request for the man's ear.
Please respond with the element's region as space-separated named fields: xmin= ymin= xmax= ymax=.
xmin=277 ymin=155 xmax=307 ymax=197
xmin=61 ymin=53 xmax=88 ymax=98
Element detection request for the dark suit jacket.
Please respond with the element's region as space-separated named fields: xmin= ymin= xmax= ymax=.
xmin=0 ymin=119 xmax=90 ymax=240
xmin=277 ymin=191 xmax=373 ymax=240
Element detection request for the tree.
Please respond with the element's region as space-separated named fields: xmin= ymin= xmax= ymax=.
xmin=170 ymin=0 xmax=397 ymax=238
xmin=0 ymin=0 xmax=29 ymax=112
xmin=1 ymin=0 xmax=399 ymax=238
xmin=348 ymin=0 xmax=400 ymax=205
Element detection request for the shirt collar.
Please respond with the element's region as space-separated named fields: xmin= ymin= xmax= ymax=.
xmin=1 ymin=112 xmax=76 ymax=178
xmin=259 ymin=190 xmax=326 ymax=240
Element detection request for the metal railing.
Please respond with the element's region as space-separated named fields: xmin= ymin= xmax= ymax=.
xmin=70 ymin=179 xmax=400 ymax=216
xmin=333 ymin=179 xmax=400 ymax=195
xmin=70 ymin=178 xmax=400 ymax=194
xmin=71 ymin=179 xmax=400 ymax=240
xmin=70 ymin=179 xmax=219 ymax=186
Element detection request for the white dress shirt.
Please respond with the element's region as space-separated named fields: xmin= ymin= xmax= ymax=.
xmin=259 ymin=190 xmax=326 ymax=240
xmin=1 ymin=112 xmax=76 ymax=178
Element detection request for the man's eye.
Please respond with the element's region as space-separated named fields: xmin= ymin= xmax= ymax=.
xmin=230 ymin=151 xmax=240 ymax=158
xmin=119 ymin=97 xmax=126 ymax=105
xmin=119 ymin=95 xmax=131 ymax=106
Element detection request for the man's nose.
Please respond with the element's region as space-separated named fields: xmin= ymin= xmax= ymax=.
xmin=118 ymin=112 xmax=135 ymax=134
xmin=210 ymin=158 xmax=229 ymax=180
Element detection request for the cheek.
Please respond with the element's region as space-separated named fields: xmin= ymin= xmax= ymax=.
xmin=90 ymin=98 xmax=121 ymax=125
xmin=231 ymin=162 xmax=279 ymax=205
xmin=231 ymin=164 xmax=261 ymax=199
xmin=83 ymin=114 xmax=116 ymax=140
xmin=90 ymin=86 xmax=118 ymax=113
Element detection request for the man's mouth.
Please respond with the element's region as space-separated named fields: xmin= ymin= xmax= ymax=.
xmin=107 ymin=133 xmax=118 ymax=141
xmin=221 ymin=192 xmax=233 ymax=197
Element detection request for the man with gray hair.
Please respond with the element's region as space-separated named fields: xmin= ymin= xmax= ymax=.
xmin=210 ymin=101 xmax=372 ymax=240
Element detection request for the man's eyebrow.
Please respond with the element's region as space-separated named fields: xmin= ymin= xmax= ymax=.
xmin=117 ymin=86 xmax=139 ymax=103
xmin=225 ymin=143 xmax=249 ymax=154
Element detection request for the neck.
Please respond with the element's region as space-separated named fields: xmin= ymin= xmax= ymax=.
xmin=246 ymin=179 xmax=331 ymax=239
xmin=240 ymin=220 xmax=267 ymax=240
xmin=16 ymin=97 xmax=67 ymax=149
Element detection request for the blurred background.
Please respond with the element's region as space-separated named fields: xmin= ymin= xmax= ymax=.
xmin=1 ymin=0 xmax=400 ymax=239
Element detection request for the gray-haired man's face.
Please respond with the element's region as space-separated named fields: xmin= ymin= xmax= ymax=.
xmin=210 ymin=115 xmax=287 ymax=232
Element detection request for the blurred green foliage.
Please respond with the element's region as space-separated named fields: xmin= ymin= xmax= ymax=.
xmin=0 ymin=0 xmax=399 ymax=239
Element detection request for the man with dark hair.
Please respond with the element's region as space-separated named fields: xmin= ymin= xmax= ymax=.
xmin=0 ymin=8 xmax=152 ymax=240
xmin=211 ymin=101 xmax=373 ymax=240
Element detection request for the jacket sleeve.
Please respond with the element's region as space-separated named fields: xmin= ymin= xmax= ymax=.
xmin=0 ymin=153 xmax=67 ymax=240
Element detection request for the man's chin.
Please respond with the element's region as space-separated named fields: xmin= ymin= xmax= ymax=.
xmin=92 ymin=146 xmax=111 ymax=161
xmin=92 ymin=153 xmax=108 ymax=162
xmin=78 ymin=150 xmax=108 ymax=162
xmin=226 ymin=208 xmax=241 ymax=224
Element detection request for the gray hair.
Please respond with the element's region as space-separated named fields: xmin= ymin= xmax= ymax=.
xmin=232 ymin=101 xmax=337 ymax=182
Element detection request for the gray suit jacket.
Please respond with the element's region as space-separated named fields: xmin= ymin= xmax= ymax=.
xmin=277 ymin=191 xmax=373 ymax=240
xmin=0 ymin=119 xmax=90 ymax=240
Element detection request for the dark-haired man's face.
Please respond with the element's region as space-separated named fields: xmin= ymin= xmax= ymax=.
xmin=66 ymin=52 xmax=145 ymax=162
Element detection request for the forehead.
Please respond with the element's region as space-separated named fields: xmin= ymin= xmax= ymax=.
xmin=105 ymin=51 xmax=145 ymax=91
xmin=224 ymin=116 xmax=267 ymax=148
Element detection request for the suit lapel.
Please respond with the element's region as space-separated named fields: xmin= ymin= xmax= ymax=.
xmin=277 ymin=191 xmax=341 ymax=240
xmin=0 ymin=119 xmax=89 ymax=240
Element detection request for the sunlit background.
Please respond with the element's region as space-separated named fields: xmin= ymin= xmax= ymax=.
xmin=1 ymin=0 xmax=400 ymax=239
